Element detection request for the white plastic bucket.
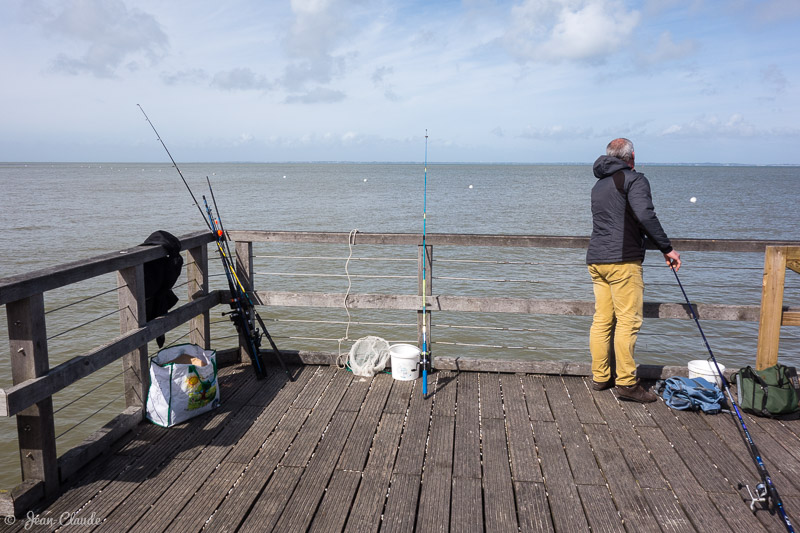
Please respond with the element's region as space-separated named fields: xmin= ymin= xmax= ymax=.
xmin=389 ymin=344 xmax=420 ymax=381
xmin=688 ymin=360 xmax=725 ymax=388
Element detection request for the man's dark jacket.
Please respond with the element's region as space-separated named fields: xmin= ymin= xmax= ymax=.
xmin=586 ymin=156 xmax=673 ymax=264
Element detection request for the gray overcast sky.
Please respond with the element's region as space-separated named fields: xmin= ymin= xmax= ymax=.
xmin=1 ymin=0 xmax=798 ymax=164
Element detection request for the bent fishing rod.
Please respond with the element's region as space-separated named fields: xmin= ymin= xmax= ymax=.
xmin=138 ymin=104 xmax=290 ymax=380
xmin=672 ymin=266 xmax=794 ymax=532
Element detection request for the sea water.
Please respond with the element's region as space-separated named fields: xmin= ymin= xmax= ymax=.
xmin=1 ymin=162 xmax=799 ymax=487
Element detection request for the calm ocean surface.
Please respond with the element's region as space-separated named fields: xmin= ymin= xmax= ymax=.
xmin=1 ymin=161 xmax=799 ymax=487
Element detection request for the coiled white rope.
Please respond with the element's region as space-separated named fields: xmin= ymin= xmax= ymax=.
xmin=337 ymin=229 xmax=358 ymax=368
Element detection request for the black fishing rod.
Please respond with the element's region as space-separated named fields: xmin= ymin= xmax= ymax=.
xmin=201 ymin=195 xmax=266 ymax=378
xmin=672 ymin=266 xmax=794 ymax=531
xmin=205 ymin=177 xmax=292 ymax=381
xmin=138 ymin=104 xmax=290 ymax=380
xmin=137 ymin=104 xmax=211 ymax=230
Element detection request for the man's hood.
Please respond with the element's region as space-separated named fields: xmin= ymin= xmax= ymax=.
xmin=593 ymin=156 xmax=629 ymax=180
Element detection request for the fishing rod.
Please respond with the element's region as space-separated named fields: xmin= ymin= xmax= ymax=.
xmin=138 ymin=104 xmax=290 ymax=380
xmin=671 ymin=266 xmax=794 ymax=531
xmin=137 ymin=104 xmax=211 ymax=230
xmin=202 ymin=194 xmax=267 ymax=379
xmin=421 ymin=130 xmax=430 ymax=397
xmin=205 ymin=177 xmax=292 ymax=381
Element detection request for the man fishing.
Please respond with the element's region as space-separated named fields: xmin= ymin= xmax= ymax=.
xmin=586 ymin=138 xmax=681 ymax=402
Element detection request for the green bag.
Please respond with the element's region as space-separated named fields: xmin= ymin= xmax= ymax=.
xmin=735 ymin=364 xmax=799 ymax=417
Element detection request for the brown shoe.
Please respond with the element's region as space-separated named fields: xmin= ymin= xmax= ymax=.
xmin=616 ymin=382 xmax=658 ymax=403
xmin=591 ymin=379 xmax=614 ymax=391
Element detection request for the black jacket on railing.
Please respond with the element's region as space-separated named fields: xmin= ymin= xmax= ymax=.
xmin=141 ymin=230 xmax=183 ymax=347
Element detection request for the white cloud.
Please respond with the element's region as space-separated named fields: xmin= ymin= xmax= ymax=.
xmin=638 ymin=31 xmax=697 ymax=65
xmin=161 ymin=68 xmax=208 ymax=86
xmin=657 ymin=114 xmax=791 ymax=138
xmin=751 ymin=0 xmax=800 ymax=24
xmin=519 ymin=124 xmax=595 ymax=139
xmin=40 ymin=0 xmax=168 ymax=78
xmin=285 ymin=86 xmax=346 ymax=104
xmin=279 ymin=0 xmax=356 ymax=95
xmin=505 ymin=0 xmax=641 ymax=63
xmin=760 ymin=64 xmax=788 ymax=94
xmin=211 ymin=67 xmax=272 ymax=91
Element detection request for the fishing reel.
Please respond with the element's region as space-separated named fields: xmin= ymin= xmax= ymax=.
xmin=739 ymin=483 xmax=768 ymax=513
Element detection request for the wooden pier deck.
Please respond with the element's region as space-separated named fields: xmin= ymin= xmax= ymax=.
xmin=3 ymin=362 xmax=800 ymax=532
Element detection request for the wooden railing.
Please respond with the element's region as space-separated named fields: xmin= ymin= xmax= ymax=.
xmin=0 ymin=230 xmax=216 ymax=515
xmin=1 ymin=230 xmax=798 ymax=516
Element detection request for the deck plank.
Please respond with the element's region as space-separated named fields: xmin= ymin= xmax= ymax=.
xmin=381 ymin=473 xmax=422 ymax=533
xmin=450 ymin=477 xmax=483 ymax=533
xmin=432 ymin=371 xmax=457 ymax=416
xmin=205 ymin=407 xmax=311 ymax=531
xmin=592 ymin=385 xmax=667 ymax=490
xmin=344 ymin=471 xmax=390 ymax=533
xmin=582 ymin=422 xmax=662 ymax=532
xmin=514 ymin=481 xmax=554 ymax=533
xmin=500 ymin=373 xmax=543 ymax=483
xmin=273 ymin=410 xmax=359 ymax=532
xmin=453 ymin=372 xmax=481 ymax=479
xmin=238 ymin=466 xmax=304 ymax=532
xmin=481 ymin=417 xmax=518 ymax=532
xmin=168 ymin=461 xmax=247 ymax=533
xmin=337 ymin=374 xmax=394 ymax=472
xmin=521 ymin=374 xmax=554 ymax=421
xmin=19 ymin=363 xmax=800 ymax=533
xmin=544 ymin=375 xmax=605 ymax=486
xmin=92 ymin=458 xmax=191 ymax=533
xmin=645 ymin=399 xmax=733 ymax=493
xmin=393 ymin=379 xmax=434 ymax=476
xmin=308 ymin=469 xmax=363 ymax=533
xmin=564 ymin=376 xmax=605 ymax=424
xmin=576 ymin=484 xmax=626 ymax=533
xmin=640 ymin=487 xmax=694 ymax=533
xmin=479 ymin=373 xmax=504 ymax=419
xmin=533 ymin=420 xmax=590 ymax=532
xmin=417 ymin=467 xmax=452 ymax=533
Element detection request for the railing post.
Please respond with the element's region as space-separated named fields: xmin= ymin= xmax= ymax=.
xmin=6 ymin=294 xmax=59 ymax=498
xmin=756 ymin=246 xmax=787 ymax=369
xmin=418 ymin=244 xmax=433 ymax=368
xmin=235 ymin=240 xmax=255 ymax=364
xmin=187 ymin=244 xmax=211 ymax=349
xmin=117 ymin=265 xmax=148 ymax=410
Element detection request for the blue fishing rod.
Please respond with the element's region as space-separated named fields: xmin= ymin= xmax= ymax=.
xmin=672 ymin=266 xmax=794 ymax=531
xmin=421 ymin=130 xmax=430 ymax=397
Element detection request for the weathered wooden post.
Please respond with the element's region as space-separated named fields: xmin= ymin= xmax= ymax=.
xmin=117 ymin=264 xmax=148 ymax=410
xmin=6 ymin=294 xmax=59 ymax=500
xmin=187 ymin=244 xmax=211 ymax=349
xmin=418 ymin=244 xmax=433 ymax=370
xmin=756 ymin=246 xmax=800 ymax=369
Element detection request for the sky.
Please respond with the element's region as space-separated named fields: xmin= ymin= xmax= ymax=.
xmin=1 ymin=0 xmax=798 ymax=165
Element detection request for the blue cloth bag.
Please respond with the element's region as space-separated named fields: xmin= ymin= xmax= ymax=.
xmin=661 ymin=376 xmax=725 ymax=414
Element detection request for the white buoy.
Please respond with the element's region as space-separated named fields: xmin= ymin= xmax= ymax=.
xmin=468 ymin=184 xmax=473 ymax=189
xmin=690 ymin=197 xmax=697 ymax=203
xmin=283 ymin=175 xmax=286 ymax=179
xmin=364 ymin=178 xmax=368 ymax=182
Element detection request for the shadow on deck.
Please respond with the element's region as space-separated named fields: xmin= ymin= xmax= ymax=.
xmin=4 ymin=363 xmax=800 ymax=532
